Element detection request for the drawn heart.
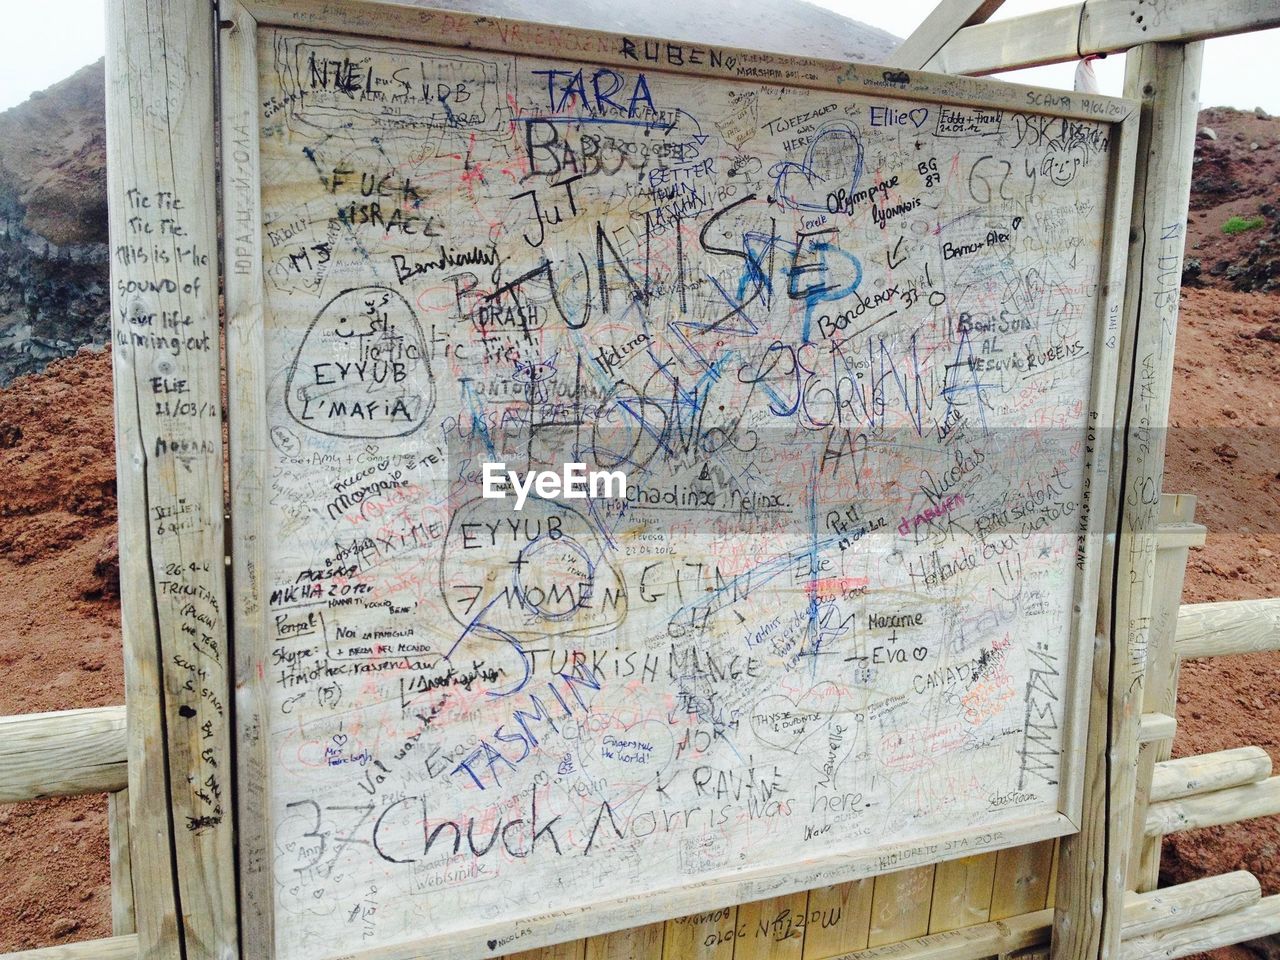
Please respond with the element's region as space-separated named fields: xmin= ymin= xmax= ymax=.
xmin=582 ymin=718 xmax=676 ymax=785
xmin=909 ymin=108 xmax=929 ymax=128
xmin=331 ymin=733 xmax=348 ymax=747
xmin=750 ymin=683 xmax=841 ymax=752
xmin=487 ymin=941 xmax=497 ymax=951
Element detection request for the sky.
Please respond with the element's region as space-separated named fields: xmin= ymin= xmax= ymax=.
xmin=0 ymin=0 xmax=1276 ymax=113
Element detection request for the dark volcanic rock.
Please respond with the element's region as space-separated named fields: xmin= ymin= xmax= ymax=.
xmin=0 ymin=61 xmax=108 ymax=385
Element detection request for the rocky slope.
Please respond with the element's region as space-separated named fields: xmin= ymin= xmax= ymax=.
xmin=0 ymin=60 xmax=108 ymax=386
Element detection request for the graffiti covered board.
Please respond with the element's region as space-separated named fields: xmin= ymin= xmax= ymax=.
xmin=222 ymin=5 xmax=1137 ymax=958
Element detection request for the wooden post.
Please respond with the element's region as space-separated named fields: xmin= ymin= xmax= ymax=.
xmin=1051 ymin=40 xmax=1203 ymax=960
xmin=106 ymin=2 xmax=238 ymax=959
xmin=109 ymin=789 xmax=137 ymax=936
xmin=884 ymin=0 xmax=1007 ymax=70
xmin=1128 ymin=494 xmax=1201 ymax=891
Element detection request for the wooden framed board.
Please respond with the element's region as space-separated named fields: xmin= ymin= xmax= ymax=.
xmin=219 ymin=3 xmax=1139 ymax=958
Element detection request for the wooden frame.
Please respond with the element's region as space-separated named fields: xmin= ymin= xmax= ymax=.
xmin=218 ymin=3 xmax=1141 ymax=959
xmin=105 ymin=1 xmax=237 ymax=958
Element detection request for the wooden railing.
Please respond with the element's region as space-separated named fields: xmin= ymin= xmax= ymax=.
xmin=0 ymin=707 xmax=136 ymax=960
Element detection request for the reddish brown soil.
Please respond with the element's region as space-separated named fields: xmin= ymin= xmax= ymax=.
xmin=1159 ymin=287 xmax=1280 ymax=950
xmin=0 ymin=348 xmax=122 ymax=950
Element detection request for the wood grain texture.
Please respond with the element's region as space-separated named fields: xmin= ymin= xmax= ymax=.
xmin=1051 ymin=40 xmax=1201 ymax=960
xmin=845 ymin=908 xmax=1051 ymax=960
xmin=801 ymin=881 xmax=874 ymax=959
xmin=0 ymin=936 xmax=140 ymax=960
xmin=108 ymin=788 xmax=137 ymax=935
xmin=1118 ymin=894 xmax=1280 ymax=960
xmin=507 ymin=942 xmax=587 ymax=960
xmin=884 ymin=0 xmax=1007 ymax=70
xmin=1144 ymin=777 xmax=1280 ymax=837
xmin=1138 ymin=713 xmax=1177 ymax=743
xmin=583 ymin=923 xmax=664 ymax=960
xmin=1129 ymin=495 xmax=1197 ymax=890
xmin=868 ymin=868 xmax=934 ymax=947
xmin=0 ymin=707 xmax=127 ymax=802
xmin=106 ymin=0 xmax=236 ymax=957
xmin=1149 ymin=747 xmax=1272 ymax=803
xmin=1120 ymin=871 xmax=1260 ymax=939
xmin=1175 ymin=598 xmax=1280 ymax=658
xmin=927 ymin=855 xmax=994 ymax=932
xmin=734 ymin=893 xmax=808 ymax=960
xmin=218 ymin=5 xmax=273 ymax=960
xmin=989 ymin=841 xmax=1053 ymax=921
xmin=926 ymin=0 xmax=1280 ymax=75
xmin=661 ymin=909 xmax=737 ymax=960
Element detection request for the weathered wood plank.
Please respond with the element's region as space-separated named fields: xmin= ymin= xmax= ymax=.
xmin=1175 ymin=599 xmax=1280 ymax=659
xmin=868 ymin=867 xmax=934 ymax=947
xmin=661 ymin=908 xmax=737 ymax=960
xmin=1138 ymin=713 xmax=1177 ymax=743
xmin=0 ymin=935 xmax=140 ymax=960
xmin=1119 ymin=894 xmax=1280 ymax=960
xmin=735 ymin=893 xmax=807 ymax=960
xmin=884 ymin=0 xmax=1007 ymax=70
xmin=1130 ymin=494 xmax=1197 ymax=891
xmin=0 ymin=707 xmax=127 ymax=802
xmin=990 ymin=841 xmax=1053 ymax=921
xmin=1149 ymin=747 xmax=1273 ymax=803
xmin=1122 ymin=871 xmax=1260 ymax=939
xmin=218 ymin=4 xmax=272 ymax=959
xmin=833 ymin=908 xmax=1050 ymax=960
xmin=583 ymin=923 xmax=664 ymax=960
xmin=106 ymin=0 xmax=237 ymax=957
xmin=801 ymin=881 xmax=874 ymax=958
xmin=927 ymin=854 xmax=995 ymax=932
xmin=507 ymin=942 xmax=587 ymax=960
xmin=926 ymin=0 xmax=1280 ymax=75
xmin=1052 ymin=39 xmax=1201 ymax=960
xmin=1145 ymin=777 xmax=1280 ymax=836
xmin=108 ymin=788 xmax=136 ymax=936
xmin=660 ymin=911 xmax=732 ymax=960
xmin=760 ymin=876 xmax=1268 ymax=960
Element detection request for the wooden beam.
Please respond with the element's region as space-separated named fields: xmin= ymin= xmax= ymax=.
xmin=1138 ymin=712 xmax=1176 ymax=743
xmin=757 ymin=874 xmax=1263 ymax=960
xmin=1121 ymin=871 xmax=1260 ymax=940
xmin=108 ymin=788 xmax=137 ymax=936
xmin=1145 ymin=776 xmax=1280 ymax=837
xmin=1052 ymin=39 xmax=1203 ymax=960
xmin=830 ymin=908 xmax=1052 ymax=960
xmin=1119 ymin=894 xmax=1280 ymax=960
xmin=106 ymin=0 xmax=237 ymax=958
xmin=1175 ymin=598 xmax=1280 ymax=658
xmin=0 ymin=935 xmax=140 ymax=960
xmin=0 ymin=707 xmax=127 ymax=802
xmin=1149 ymin=747 xmax=1273 ymax=803
xmin=885 ymin=0 xmax=1008 ymax=70
xmin=1129 ymin=495 xmax=1198 ymax=891
xmin=802 ymin=881 xmax=874 ymax=957
xmin=1155 ymin=521 xmax=1206 ymax=550
xmin=926 ymin=0 xmax=1280 ymax=75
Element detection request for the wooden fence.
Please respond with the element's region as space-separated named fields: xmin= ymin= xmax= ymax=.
xmin=3 ymin=496 xmax=1279 ymax=960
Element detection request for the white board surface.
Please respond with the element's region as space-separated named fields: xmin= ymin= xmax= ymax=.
xmin=228 ymin=10 xmax=1133 ymax=959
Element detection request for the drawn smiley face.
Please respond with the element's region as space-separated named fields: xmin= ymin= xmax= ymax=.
xmin=1041 ymin=144 xmax=1087 ymax=186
